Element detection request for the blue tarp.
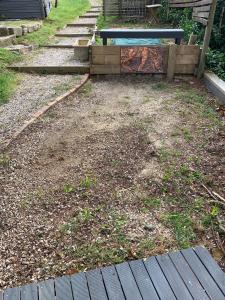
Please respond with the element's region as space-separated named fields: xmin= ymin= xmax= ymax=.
xmin=112 ymin=38 xmax=161 ymax=45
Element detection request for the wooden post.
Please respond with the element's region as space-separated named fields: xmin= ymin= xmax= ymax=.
xmin=119 ymin=0 xmax=122 ymax=18
xmin=103 ymin=0 xmax=106 ymax=20
xmin=188 ymin=33 xmax=197 ymax=45
xmin=55 ymin=0 xmax=58 ymax=8
xmin=197 ymin=0 xmax=217 ymax=79
xmin=167 ymin=44 xmax=177 ymax=80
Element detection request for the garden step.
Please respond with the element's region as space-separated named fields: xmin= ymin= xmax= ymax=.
xmin=9 ymin=64 xmax=89 ymax=74
xmin=9 ymin=48 xmax=90 ymax=74
xmin=80 ymin=13 xmax=100 ymax=18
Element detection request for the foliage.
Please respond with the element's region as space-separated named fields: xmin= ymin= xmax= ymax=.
xmin=166 ymin=212 xmax=196 ymax=248
xmin=0 ymin=49 xmax=21 ymax=104
xmin=17 ymin=0 xmax=90 ymax=46
xmin=159 ymin=0 xmax=225 ymax=79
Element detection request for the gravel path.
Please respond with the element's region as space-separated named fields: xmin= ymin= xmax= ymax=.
xmin=0 ymin=0 xmax=101 ymax=146
xmin=0 ymin=74 xmax=86 ymax=146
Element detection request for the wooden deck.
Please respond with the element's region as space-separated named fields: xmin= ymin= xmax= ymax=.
xmin=1 ymin=246 xmax=225 ymax=299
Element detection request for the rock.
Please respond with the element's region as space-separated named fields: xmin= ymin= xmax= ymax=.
xmin=0 ymin=35 xmax=16 ymax=47
xmin=144 ymin=224 xmax=155 ymax=231
xmin=8 ymin=27 xmax=23 ymax=37
xmin=0 ymin=26 xmax=9 ymax=37
xmin=4 ymin=44 xmax=33 ymax=55
xmin=28 ymin=26 xmax=34 ymax=33
xmin=22 ymin=27 xmax=28 ymax=35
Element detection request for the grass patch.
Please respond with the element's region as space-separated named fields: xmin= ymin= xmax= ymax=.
xmin=165 ymin=212 xmax=195 ymax=248
xmin=78 ymin=81 xmax=92 ymax=96
xmin=0 ymin=49 xmax=21 ymax=105
xmin=17 ymin=0 xmax=90 ymax=46
xmin=152 ymin=82 xmax=168 ymax=91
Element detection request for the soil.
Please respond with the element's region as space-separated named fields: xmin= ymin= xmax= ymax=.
xmin=0 ymin=75 xmax=225 ymax=289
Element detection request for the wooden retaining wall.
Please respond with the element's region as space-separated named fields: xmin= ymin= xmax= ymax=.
xmin=90 ymin=45 xmax=201 ymax=78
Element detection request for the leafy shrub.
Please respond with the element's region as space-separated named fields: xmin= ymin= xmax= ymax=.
xmin=159 ymin=0 xmax=225 ymax=79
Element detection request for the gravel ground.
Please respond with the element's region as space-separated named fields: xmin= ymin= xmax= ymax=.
xmin=1 ymin=75 xmax=225 ymax=289
xmin=0 ymin=0 xmax=99 ymax=146
xmin=0 ymin=74 xmax=86 ymax=146
xmin=14 ymin=48 xmax=87 ymax=66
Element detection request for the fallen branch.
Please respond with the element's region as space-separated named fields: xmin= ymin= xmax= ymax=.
xmin=208 ymin=200 xmax=225 ymax=208
xmin=201 ymin=184 xmax=225 ymax=207
xmin=212 ymin=191 xmax=225 ymax=203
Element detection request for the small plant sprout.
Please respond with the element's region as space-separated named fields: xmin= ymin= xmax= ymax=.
xmin=0 ymin=154 xmax=10 ymax=166
xmin=79 ymin=175 xmax=95 ymax=190
xmin=63 ymin=184 xmax=74 ymax=193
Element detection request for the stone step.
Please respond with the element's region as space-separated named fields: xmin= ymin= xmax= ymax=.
xmin=0 ymin=34 xmax=16 ymax=47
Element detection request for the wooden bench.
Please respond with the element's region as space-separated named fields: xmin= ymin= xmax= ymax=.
xmin=99 ymin=28 xmax=184 ymax=45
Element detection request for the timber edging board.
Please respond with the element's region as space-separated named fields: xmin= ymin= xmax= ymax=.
xmin=1 ymin=246 xmax=225 ymax=299
xmin=204 ymin=71 xmax=225 ymax=105
xmin=8 ymin=65 xmax=90 ymax=75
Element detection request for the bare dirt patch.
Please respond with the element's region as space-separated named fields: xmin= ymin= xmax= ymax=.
xmin=0 ymin=75 xmax=225 ymax=288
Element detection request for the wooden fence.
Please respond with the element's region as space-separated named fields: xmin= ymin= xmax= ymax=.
xmin=90 ymin=45 xmax=201 ymax=78
xmin=103 ymin=0 xmax=150 ymax=18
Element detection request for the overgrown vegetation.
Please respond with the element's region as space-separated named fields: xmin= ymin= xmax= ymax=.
xmin=159 ymin=0 xmax=225 ymax=80
xmin=17 ymin=0 xmax=90 ymax=46
xmin=0 ymin=49 xmax=21 ymax=105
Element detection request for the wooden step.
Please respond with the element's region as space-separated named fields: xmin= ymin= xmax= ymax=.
xmin=9 ymin=64 xmax=90 ymax=74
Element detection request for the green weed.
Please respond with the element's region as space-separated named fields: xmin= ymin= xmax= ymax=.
xmin=165 ymin=212 xmax=195 ymax=248
xmin=63 ymin=184 xmax=74 ymax=193
xmin=79 ymin=175 xmax=95 ymax=190
xmin=143 ymin=197 xmax=161 ymax=208
xmin=0 ymin=154 xmax=10 ymax=166
xmin=152 ymin=82 xmax=168 ymax=91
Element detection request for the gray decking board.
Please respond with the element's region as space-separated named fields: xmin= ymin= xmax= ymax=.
xmin=168 ymin=251 xmax=210 ymax=300
xmin=20 ymin=283 xmax=38 ymax=300
xmin=194 ymin=246 xmax=225 ymax=295
xmin=55 ymin=276 xmax=73 ymax=300
xmin=129 ymin=259 xmax=159 ymax=300
xmin=144 ymin=256 xmax=177 ymax=300
xmin=71 ymin=272 xmax=91 ymax=300
xmin=156 ymin=254 xmax=193 ymax=300
xmin=86 ymin=269 xmax=108 ymax=300
xmin=38 ymin=279 xmax=55 ymax=300
xmin=2 ymin=246 xmax=225 ymax=300
xmin=116 ymin=262 xmax=142 ymax=300
xmin=101 ymin=265 xmax=126 ymax=300
xmin=3 ymin=287 xmax=20 ymax=300
xmin=182 ymin=248 xmax=225 ymax=300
